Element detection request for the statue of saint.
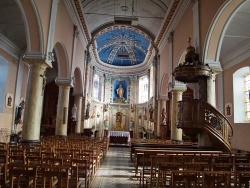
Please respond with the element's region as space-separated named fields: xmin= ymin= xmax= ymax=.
xmin=161 ymin=108 xmax=167 ymax=125
xmin=71 ymin=104 xmax=77 ymax=120
xmin=85 ymin=101 xmax=90 ymax=117
xmin=149 ymin=104 xmax=154 ymax=119
xmin=116 ymin=84 xmax=124 ymax=98
xmin=14 ymin=100 xmax=25 ymax=132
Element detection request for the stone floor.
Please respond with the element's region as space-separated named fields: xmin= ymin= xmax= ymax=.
xmin=90 ymin=146 xmax=139 ymax=188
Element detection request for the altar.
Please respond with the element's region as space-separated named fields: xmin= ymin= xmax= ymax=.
xmin=108 ymin=131 xmax=130 ymax=145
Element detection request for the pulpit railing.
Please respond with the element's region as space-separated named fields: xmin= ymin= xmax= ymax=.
xmin=177 ymin=99 xmax=233 ymax=152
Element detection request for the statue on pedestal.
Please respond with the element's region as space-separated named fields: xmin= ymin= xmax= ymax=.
xmin=116 ymin=84 xmax=124 ymax=98
xmin=114 ymin=84 xmax=127 ymax=103
xmin=71 ymin=104 xmax=77 ymax=120
xmin=161 ymin=108 xmax=167 ymax=125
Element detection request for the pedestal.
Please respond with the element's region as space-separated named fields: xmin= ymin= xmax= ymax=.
xmin=70 ymin=119 xmax=77 ymax=134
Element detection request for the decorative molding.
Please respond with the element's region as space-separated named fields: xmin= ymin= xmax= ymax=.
xmin=158 ymin=0 xmax=190 ymax=53
xmin=221 ymin=43 xmax=250 ymax=70
xmin=55 ymin=77 xmax=74 ymax=87
xmin=74 ymin=25 xmax=79 ymax=37
xmin=29 ymin=0 xmax=44 ymax=56
xmin=64 ymin=0 xmax=88 ymax=47
xmin=0 ymin=34 xmax=21 ymax=59
xmin=130 ymin=76 xmax=138 ymax=83
xmin=72 ymin=0 xmax=91 ymax=43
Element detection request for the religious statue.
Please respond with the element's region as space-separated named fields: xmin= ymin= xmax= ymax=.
xmin=14 ymin=100 xmax=25 ymax=132
xmin=40 ymin=71 xmax=47 ymax=96
xmin=85 ymin=101 xmax=90 ymax=117
xmin=130 ymin=116 xmax=134 ymax=130
xmin=71 ymin=104 xmax=77 ymax=120
xmin=104 ymin=115 xmax=109 ymax=129
xmin=104 ymin=103 xmax=109 ymax=112
xmin=149 ymin=104 xmax=154 ymax=120
xmin=161 ymin=108 xmax=167 ymax=125
xmin=113 ymin=83 xmax=127 ymax=103
xmin=130 ymin=103 xmax=135 ymax=112
xmin=7 ymin=95 xmax=12 ymax=107
xmin=116 ymin=84 xmax=124 ymax=98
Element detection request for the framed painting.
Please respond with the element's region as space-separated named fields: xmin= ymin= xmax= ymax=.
xmin=5 ymin=93 xmax=13 ymax=108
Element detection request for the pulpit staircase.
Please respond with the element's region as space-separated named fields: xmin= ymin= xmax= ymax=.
xmin=177 ymin=99 xmax=233 ymax=152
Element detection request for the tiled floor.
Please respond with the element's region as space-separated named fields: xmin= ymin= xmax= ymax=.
xmin=90 ymin=146 xmax=139 ymax=188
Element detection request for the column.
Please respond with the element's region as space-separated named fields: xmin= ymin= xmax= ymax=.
xmin=55 ymin=78 xmax=73 ymax=136
xmin=74 ymin=95 xmax=83 ymax=133
xmin=171 ymin=89 xmax=185 ymax=141
xmin=21 ymin=59 xmax=49 ymax=142
xmin=207 ymin=73 xmax=216 ymax=107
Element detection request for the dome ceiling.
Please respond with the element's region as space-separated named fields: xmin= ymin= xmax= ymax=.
xmin=80 ymin=0 xmax=172 ymax=71
xmin=95 ymin=26 xmax=150 ymax=66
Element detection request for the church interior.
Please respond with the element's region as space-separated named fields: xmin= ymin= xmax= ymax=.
xmin=1 ymin=0 xmax=250 ymax=187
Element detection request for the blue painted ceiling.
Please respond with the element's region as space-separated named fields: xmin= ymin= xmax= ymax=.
xmin=95 ymin=28 xmax=150 ymax=66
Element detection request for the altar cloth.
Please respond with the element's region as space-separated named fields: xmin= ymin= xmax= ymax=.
xmin=108 ymin=131 xmax=130 ymax=142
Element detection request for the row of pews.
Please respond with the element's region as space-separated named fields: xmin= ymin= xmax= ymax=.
xmin=0 ymin=135 xmax=109 ymax=187
xmin=130 ymin=138 xmax=250 ymax=188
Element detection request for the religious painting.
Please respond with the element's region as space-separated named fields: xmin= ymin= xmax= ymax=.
xmin=5 ymin=93 xmax=13 ymax=108
xmin=116 ymin=112 xmax=122 ymax=122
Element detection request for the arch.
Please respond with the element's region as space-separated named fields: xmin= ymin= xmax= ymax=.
xmin=233 ymin=66 xmax=250 ymax=123
xmin=203 ymin=0 xmax=245 ymax=67
xmin=16 ymin=0 xmax=44 ymax=56
xmin=0 ymin=56 xmax=9 ymax=112
xmin=54 ymin=42 xmax=70 ymax=78
xmin=73 ymin=67 xmax=83 ymax=95
xmin=160 ymin=72 xmax=169 ymax=96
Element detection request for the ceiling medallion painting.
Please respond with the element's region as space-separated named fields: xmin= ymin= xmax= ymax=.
xmin=95 ymin=27 xmax=150 ymax=66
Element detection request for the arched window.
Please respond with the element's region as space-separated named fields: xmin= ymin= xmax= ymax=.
xmin=233 ymin=66 xmax=250 ymax=123
xmin=244 ymin=74 xmax=250 ymax=121
xmin=93 ymin=74 xmax=99 ymax=99
xmin=139 ymin=75 xmax=148 ymax=103
xmin=149 ymin=66 xmax=154 ymax=98
xmin=0 ymin=57 xmax=9 ymax=112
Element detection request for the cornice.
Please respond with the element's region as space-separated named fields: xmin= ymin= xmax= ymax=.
xmin=0 ymin=34 xmax=21 ymax=59
xmin=157 ymin=0 xmax=191 ymax=54
xmin=64 ymin=0 xmax=88 ymax=48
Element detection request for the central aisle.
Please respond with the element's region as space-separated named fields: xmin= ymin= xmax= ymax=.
xmin=90 ymin=146 xmax=139 ymax=188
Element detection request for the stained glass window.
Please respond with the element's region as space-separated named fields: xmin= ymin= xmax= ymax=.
xmin=93 ymin=74 xmax=99 ymax=99
xmin=244 ymin=74 xmax=250 ymax=121
xmin=139 ymin=76 xmax=148 ymax=103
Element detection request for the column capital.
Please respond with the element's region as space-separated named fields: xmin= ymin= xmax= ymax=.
xmin=157 ymin=97 xmax=168 ymax=101
xmin=170 ymin=81 xmax=187 ymax=93
xmin=55 ymin=77 xmax=74 ymax=87
xmin=24 ymin=58 xmax=50 ymax=69
xmin=72 ymin=92 xmax=84 ymax=97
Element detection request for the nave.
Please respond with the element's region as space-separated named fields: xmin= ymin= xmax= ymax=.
xmin=91 ymin=146 xmax=139 ymax=188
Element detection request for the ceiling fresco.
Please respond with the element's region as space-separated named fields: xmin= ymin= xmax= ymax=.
xmin=95 ymin=28 xmax=150 ymax=66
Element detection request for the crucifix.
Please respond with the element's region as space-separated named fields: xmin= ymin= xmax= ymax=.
xmin=40 ymin=71 xmax=47 ymax=96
